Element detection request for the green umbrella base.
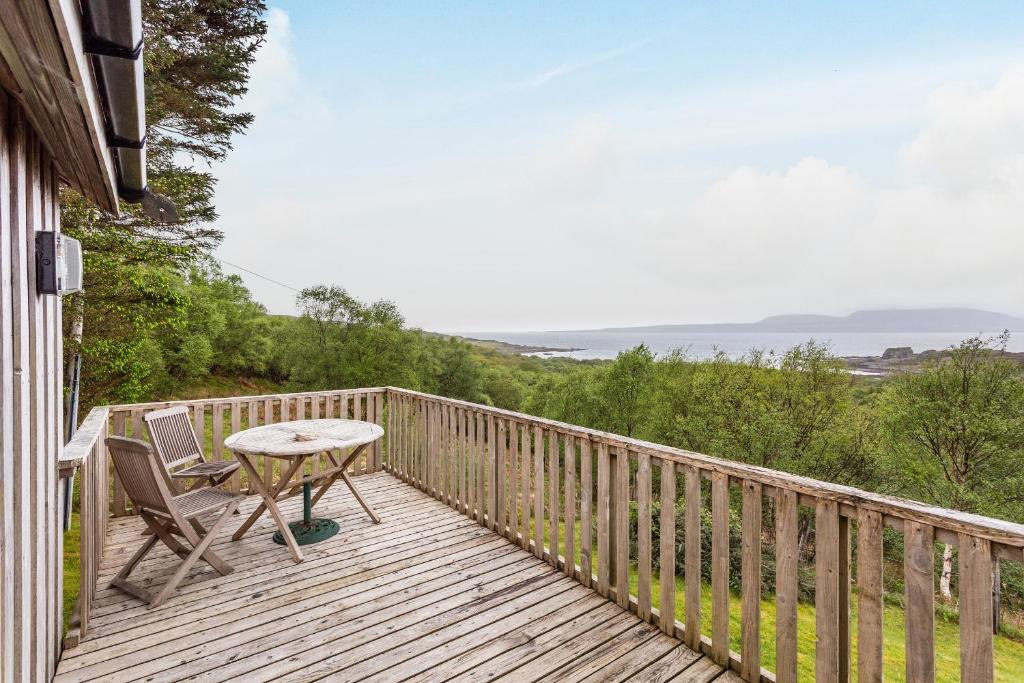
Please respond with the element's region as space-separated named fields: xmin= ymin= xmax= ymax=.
xmin=272 ymin=518 xmax=340 ymax=546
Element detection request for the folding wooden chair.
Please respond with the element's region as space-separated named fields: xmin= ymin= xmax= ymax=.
xmin=144 ymin=405 xmax=240 ymax=491
xmin=106 ymin=436 xmax=244 ymax=607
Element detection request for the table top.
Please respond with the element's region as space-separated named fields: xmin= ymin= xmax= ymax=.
xmin=224 ymin=418 xmax=384 ymax=457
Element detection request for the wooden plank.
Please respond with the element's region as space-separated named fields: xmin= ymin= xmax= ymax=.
xmin=549 ymin=430 xmax=560 ymax=568
xmin=684 ymin=465 xmax=702 ymax=651
xmin=615 ymin=448 xmax=630 ymax=609
xmin=816 ymin=499 xmax=841 ymax=683
xmin=959 ymin=533 xmax=994 ymax=683
xmin=486 ymin=414 xmax=496 ymax=529
xmin=509 ymin=421 xmax=519 ymax=541
xmin=839 ymin=516 xmax=851 ymax=683
xmin=496 ymin=418 xmax=506 ymax=532
xmin=775 ymin=488 xmax=799 ymax=683
xmin=904 ymin=521 xmax=935 ymax=683
xmin=637 ymin=452 xmax=653 ymax=621
xmin=580 ymin=437 xmax=593 ymax=587
xmin=564 ymin=434 xmax=576 ymax=577
xmin=710 ymin=471 xmax=729 ymax=666
xmin=741 ymin=480 xmax=761 ymax=681
xmin=476 ymin=413 xmax=485 ymax=525
xmin=659 ymin=460 xmax=675 ymax=634
xmin=597 ymin=442 xmax=610 ymax=596
xmin=535 ymin=425 xmax=545 ymax=560
xmin=458 ymin=408 xmax=466 ymax=513
xmin=520 ymin=423 xmax=531 ymax=551
xmin=111 ymin=411 xmax=127 ymax=515
xmin=230 ymin=402 xmax=242 ymax=492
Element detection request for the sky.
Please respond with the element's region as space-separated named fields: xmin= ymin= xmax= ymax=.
xmin=211 ymin=1 xmax=1024 ymax=332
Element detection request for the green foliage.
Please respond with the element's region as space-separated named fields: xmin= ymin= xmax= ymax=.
xmin=64 ymin=0 xmax=268 ymax=411
xmin=877 ymin=333 xmax=1024 ymax=516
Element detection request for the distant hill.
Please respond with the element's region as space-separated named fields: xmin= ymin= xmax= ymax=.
xmin=589 ymin=308 xmax=1024 ymax=334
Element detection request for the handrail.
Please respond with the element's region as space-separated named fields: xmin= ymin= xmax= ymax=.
xmin=59 ymin=406 xmax=109 ymax=649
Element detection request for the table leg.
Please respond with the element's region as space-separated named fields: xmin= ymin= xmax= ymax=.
xmin=306 ymin=445 xmax=380 ymax=524
xmin=232 ymin=454 xmax=306 ymax=563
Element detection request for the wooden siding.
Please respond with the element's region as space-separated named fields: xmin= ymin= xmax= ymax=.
xmin=0 ymin=90 xmax=64 ymax=682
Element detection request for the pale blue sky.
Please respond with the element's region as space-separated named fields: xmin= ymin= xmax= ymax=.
xmin=213 ymin=2 xmax=1024 ymax=331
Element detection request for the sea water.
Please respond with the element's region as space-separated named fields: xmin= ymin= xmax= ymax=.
xmin=462 ymin=330 xmax=1024 ymax=361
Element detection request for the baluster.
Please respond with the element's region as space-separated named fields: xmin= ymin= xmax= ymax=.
xmin=959 ymin=533 xmax=994 ymax=682
xmin=263 ymin=399 xmax=274 ymax=487
xmin=486 ymin=414 xmax=496 ymax=529
xmin=112 ymin=411 xmax=126 ymax=516
xmin=534 ymin=425 xmax=545 ymax=559
xmin=659 ymin=460 xmax=675 ymax=634
xmin=476 ymin=413 xmax=485 ymax=525
xmin=564 ymin=435 xmax=576 ymax=578
xmin=230 ymin=402 xmax=241 ymax=492
xmin=904 ymin=521 xmax=935 ymax=683
xmin=213 ymin=403 xmax=224 ymax=480
xmin=496 ymin=418 xmax=506 ymax=532
xmin=549 ymin=431 xmax=561 ymax=569
xmin=816 ymin=499 xmax=841 ymax=683
xmin=615 ymin=448 xmax=629 ymax=609
xmin=580 ymin=437 xmax=593 ymax=587
xmin=776 ymin=489 xmax=799 ymax=683
xmin=637 ymin=452 xmax=652 ymax=621
xmin=711 ymin=471 xmax=730 ymax=666
xmin=458 ymin=408 xmax=466 ymax=513
xmin=466 ymin=408 xmax=475 ymax=516
xmin=597 ymin=441 xmax=610 ymax=596
xmin=741 ymin=480 xmax=762 ymax=681
xmin=509 ymin=422 xmax=519 ymax=541
xmin=519 ymin=423 xmax=530 ymax=550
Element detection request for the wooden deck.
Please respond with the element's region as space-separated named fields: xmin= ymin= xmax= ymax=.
xmin=55 ymin=472 xmax=728 ymax=682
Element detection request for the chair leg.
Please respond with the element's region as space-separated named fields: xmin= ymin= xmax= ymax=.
xmin=177 ymin=517 xmax=234 ymax=577
xmin=108 ymin=515 xmax=162 ymax=603
xmin=151 ymin=501 xmax=239 ymax=608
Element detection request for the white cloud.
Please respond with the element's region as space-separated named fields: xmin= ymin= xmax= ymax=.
xmin=901 ymin=67 xmax=1024 ymax=194
xmin=213 ymin=14 xmax=1024 ymax=329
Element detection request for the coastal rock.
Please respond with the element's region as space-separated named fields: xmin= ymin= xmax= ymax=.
xmin=882 ymin=347 xmax=914 ymax=360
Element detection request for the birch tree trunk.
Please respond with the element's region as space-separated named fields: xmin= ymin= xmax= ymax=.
xmin=940 ymin=543 xmax=954 ymax=601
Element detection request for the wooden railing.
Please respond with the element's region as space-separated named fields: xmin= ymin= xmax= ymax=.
xmin=383 ymin=387 xmax=1024 ymax=683
xmin=57 ymin=406 xmax=109 ymax=648
xmin=104 ymin=388 xmax=386 ymax=516
xmin=61 ymin=386 xmax=1024 ymax=682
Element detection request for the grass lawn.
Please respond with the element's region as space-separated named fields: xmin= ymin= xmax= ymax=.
xmin=631 ymin=572 xmax=1024 ymax=682
xmin=524 ymin=513 xmax=1024 ymax=682
xmin=63 ymin=513 xmax=80 ymax=632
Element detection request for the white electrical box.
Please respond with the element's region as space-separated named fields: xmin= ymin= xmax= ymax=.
xmin=36 ymin=232 xmax=83 ymax=295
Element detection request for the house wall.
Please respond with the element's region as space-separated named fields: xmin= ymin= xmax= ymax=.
xmin=0 ymin=89 xmax=64 ymax=682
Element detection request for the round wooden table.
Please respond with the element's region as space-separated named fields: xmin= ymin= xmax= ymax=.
xmin=224 ymin=418 xmax=384 ymax=563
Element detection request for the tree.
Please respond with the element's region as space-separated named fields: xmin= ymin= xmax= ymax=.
xmin=279 ymin=285 xmax=423 ymax=391
xmin=596 ymin=344 xmax=655 ymax=438
xmin=432 ymin=338 xmax=483 ymax=402
xmin=879 ymin=333 xmax=1024 ymax=600
xmin=64 ymin=0 xmax=268 ymax=409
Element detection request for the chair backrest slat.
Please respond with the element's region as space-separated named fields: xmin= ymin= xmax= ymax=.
xmin=106 ymin=436 xmax=172 ymax=513
xmin=145 ymin=405 xmax=204 ymax=470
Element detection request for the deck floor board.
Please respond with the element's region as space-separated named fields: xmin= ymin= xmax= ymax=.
xmin=56 ymin=472 xmax=724 ymax=682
